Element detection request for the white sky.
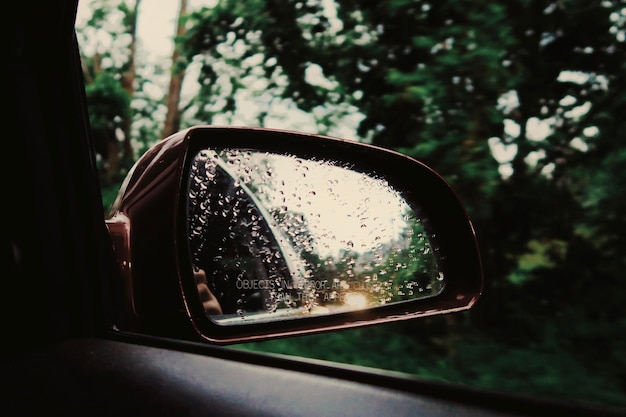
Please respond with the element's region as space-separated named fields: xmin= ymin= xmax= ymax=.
xmin=77 ymin=0 xmax=212 ymax=59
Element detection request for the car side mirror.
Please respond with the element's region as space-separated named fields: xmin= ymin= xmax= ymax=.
xmin=106 ymin=126 xmax=482 ymax=343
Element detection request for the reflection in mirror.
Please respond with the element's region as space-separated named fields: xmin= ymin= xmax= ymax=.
xmin=187 ymin=148 xmax=444 ymax=325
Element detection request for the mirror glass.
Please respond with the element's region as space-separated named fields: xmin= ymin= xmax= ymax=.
xmin=187 ymin=148 xmax=444 ymax=325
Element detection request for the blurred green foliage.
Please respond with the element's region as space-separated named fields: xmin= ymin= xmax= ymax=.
xmin=78 ymin=0 xmax=626 ymax=409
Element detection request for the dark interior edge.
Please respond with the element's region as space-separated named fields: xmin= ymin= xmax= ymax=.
xmin=106 ymin=330 xmax=624 ymax=417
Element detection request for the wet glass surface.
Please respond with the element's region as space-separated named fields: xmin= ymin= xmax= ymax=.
xmin=187 ymin=148 xmax=443 ymax=324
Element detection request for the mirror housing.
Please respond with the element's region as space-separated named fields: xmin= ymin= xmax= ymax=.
xmin=106 ymin=126 xmax=482 ymax=343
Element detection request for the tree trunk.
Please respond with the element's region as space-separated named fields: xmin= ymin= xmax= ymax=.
xmin=120 ymin=0 xmax=141 ymax=165
xmin=106 ymin=137 xmax=121 ymax=185
xmin=161 ymin=0 xmax=188 ymax=139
